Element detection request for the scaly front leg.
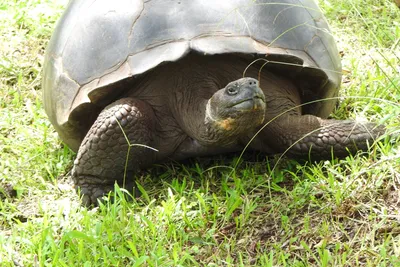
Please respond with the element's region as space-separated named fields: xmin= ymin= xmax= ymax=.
xmin=72 ymin=98 xmax=157 ymax=206
xmin=261 ymin=114 xmax=385 ymax=159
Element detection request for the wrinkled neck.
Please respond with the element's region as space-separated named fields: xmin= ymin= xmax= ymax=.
xmin=161 ymin=53 xmax=260 ymax=146
xmin=182 ymin=98 xmax=260 ymax=146
xmin=171 ymin=86 xmax=242 ymax=146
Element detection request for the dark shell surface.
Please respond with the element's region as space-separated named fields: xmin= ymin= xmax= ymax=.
xmin=43 ymin=0 xmax=341 ymax=151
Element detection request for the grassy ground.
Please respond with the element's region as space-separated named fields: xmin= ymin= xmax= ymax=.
xmin=1 ymin=0 xmax=399 ymax=266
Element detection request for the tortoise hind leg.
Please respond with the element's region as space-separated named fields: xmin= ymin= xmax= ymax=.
xmin=258 ymin=114 xmax=385 ymax=160
xmin=71 ymin=98 xmax=157 ymax=206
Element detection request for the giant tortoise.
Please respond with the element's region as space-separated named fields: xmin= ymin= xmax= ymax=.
xmin=43 ymin=0 xmax=383 ymax=205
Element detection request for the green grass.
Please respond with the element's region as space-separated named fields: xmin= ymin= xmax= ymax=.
xmin=1 ymin=0 xmax=399 ymax=266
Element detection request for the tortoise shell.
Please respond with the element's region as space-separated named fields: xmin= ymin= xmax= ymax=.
xmin=43 ymin=0 xmax=341 ymax=151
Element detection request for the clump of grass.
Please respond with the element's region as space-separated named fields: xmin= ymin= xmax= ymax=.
xmin=1 ymin=0 xmax=399 ymax=266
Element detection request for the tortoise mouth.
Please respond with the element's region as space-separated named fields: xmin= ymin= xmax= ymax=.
xmin=228 ymin=95 xmax=265 ymax=109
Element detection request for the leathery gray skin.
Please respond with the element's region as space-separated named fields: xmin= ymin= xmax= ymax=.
xmin=71 ymin=56 xmax=384 ymax=206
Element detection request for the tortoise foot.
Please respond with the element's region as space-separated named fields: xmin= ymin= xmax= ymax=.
xmin=258 ymin=114 xmax=386 ymax=160
xmin=74 ymin=175 xmax=136 ymax=206
xmin=71 ymin=97 xmax=157 ymax=206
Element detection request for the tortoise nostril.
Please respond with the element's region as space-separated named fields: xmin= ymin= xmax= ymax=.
xmin=248 ymin=79 xmax=258 ymax=86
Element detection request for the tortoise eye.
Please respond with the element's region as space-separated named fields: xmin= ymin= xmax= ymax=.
xmin=226 ymin=86 xmax=239 ymax=95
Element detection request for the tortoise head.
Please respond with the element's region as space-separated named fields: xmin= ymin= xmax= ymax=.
xmin=205 ymin=77 xmax=266 ymax=136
